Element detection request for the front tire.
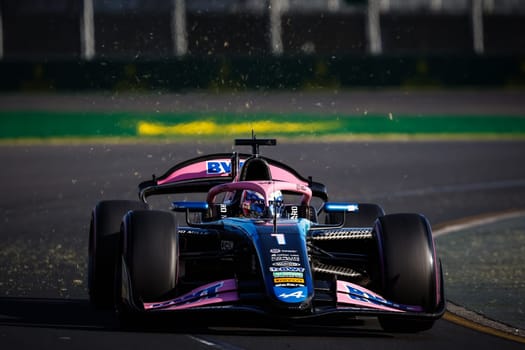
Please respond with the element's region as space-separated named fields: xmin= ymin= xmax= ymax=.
xmin=117 ymin=210 xmax=179 ymax=316
xmin=88 ymin=200 xmax=148 ymax=308
xmin=374 ymin=213 xmax=442 ymax=332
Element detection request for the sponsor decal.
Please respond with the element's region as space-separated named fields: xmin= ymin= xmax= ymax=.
xmin=270 ymin=250 xmax=301 ymax=268
xmin=296 ymin=184 xmax=308 ymax=192
xmin=272 ymin=272 xmax=304 ymax=278
xmin=279 ymin=290 xmax=305 ymax=299
xmin=270 ymin=248 xmax=281 ymax=254
xmin=206 ymin=161 xmax=244 ymax=175
xmin=342 ymin=283 xmax=387 ymax=306
xmin=271 ymin=255 xmax=300 ymax=262
xmin=219 ymin=203 xmax=227 ymax=218
xmin=289 ymin=206 xmax=299 ymax=220
xmin=269 ymin=267 xmax=305 ymax=272
xmin=271 ymin=233 xmax=286 ymax=245
xmin=177 ymin=229 xmax=209 ymax=235
xmin=336 ymin=281 xmax=423 ymax=312
xmin=145 ymin=279 xmax=237 ymax=310
xmin=274 ymin=277 xmax=305 ymax=284
xmin=274 ymin=286 xmax=308 ymax=303
xmin=272 ymin=261 xmax=301 ymax=267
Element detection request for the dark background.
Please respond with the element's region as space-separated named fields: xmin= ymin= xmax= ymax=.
xmin=0 ymin=0 xmax=524 ymax=91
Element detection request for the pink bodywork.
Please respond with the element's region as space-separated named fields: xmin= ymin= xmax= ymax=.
xmin=336 ymin=280 xmax=422 ymax=312
xmin=143 ymin=278 xmax=419 ymax=313
xmin=144 ymin=279 xmax=239 ymax=311
xmin=157 ymin=158 xmax=309 ymax=186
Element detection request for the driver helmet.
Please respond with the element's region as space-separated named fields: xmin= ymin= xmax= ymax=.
xmin=241 ymin=190 xmax=283 ymax=218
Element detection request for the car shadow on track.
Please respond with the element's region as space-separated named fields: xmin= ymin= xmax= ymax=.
xmin=0 ymin=297 xmax=393 ymax=338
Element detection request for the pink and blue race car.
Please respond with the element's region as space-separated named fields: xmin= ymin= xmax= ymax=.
xmin=88 ymin=137 xmax=445 ymax=332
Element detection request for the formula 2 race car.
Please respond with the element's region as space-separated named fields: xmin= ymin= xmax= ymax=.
xmin=88 ymin=137 xmax=445 ymax=332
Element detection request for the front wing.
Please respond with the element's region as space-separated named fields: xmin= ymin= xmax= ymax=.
xmin=140 ymin=278 xmax=445 ymax=321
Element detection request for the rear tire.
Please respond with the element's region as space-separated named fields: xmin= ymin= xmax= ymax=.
xmin=117 ymin=210 xmax=179 ymax=316
xmin=374 ymin=213 xmax=442 ymax=332
xmin=88 ymin=200 xmax=148 ymax=308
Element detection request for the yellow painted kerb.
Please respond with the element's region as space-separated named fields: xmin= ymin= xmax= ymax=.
xmin=137 ymin=120 xmax=340 ymax=136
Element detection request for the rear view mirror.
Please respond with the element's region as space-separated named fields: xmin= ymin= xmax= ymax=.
xmin=322 ymin=203 xmax=359 ymax=213
xmin=171 ymin=201 xmax=209 ymax=212
xmin=171 ymin=201 xmax=209 ymax=225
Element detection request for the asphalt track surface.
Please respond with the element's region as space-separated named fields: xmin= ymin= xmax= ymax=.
xmin=1 ymin=140 xmax=525 ymax=349
xmin=1 ymin=90 xmax=525 ymax=116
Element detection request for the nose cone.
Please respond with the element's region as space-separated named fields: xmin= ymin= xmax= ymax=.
xmin=272 ymin=285 xmax=312 ymax=312
xmin=273 ymin=285 xmax=308 ymax=303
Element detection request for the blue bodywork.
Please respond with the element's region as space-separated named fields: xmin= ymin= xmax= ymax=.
xmin=223 ymin=218 xmax=313 ymax=307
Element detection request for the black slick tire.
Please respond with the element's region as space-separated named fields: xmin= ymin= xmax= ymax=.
xmin=374 ymin=213 xmax=442 ymax=332
xmin=88 ymin=200 xmax=148 ymax=308
xmin=117 ymin=210 xmax=179 ymax=317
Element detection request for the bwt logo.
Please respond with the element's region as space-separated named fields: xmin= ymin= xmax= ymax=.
xmin=206 ymin=161 xmax=244 ymax=174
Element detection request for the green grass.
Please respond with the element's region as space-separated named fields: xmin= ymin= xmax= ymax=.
xmin=2 ymin=111 xmax=525 ymax=141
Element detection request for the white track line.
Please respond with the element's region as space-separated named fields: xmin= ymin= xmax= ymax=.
xmin=434 ymin=209 xmax=525 ymax=237
xmin=187 ymin=335 xmax=245 ymax=350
